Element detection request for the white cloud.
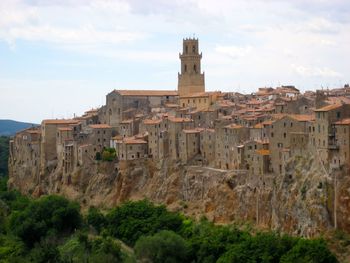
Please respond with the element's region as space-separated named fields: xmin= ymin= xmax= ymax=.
xmin=215 ymin=45 xmax=253 ymax=59
xmin=291 ymin=64 xmax=342 ymax=78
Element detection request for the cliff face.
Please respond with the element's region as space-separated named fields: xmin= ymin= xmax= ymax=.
xmin=8 ymin=154 xmax=350 ymax=237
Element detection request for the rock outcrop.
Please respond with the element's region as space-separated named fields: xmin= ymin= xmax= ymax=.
xmin=8 ymin=154 xmax=350 ymax=237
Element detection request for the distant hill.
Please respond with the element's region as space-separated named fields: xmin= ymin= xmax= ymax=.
xmin=0 ymin=119 xmax=38 ymax=136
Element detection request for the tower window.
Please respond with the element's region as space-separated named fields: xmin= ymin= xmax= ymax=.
xmin=192 ymin=45 xmax=195 ymax=53
xmin=194 ymin=64 xmax=197 ymax=73
xmin=184 ymin=64 xmax=187 ymax=72
xmin=186 ymin=45 xmax=188 ymax=54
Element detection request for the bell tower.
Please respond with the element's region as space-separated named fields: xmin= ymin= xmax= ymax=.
xmin=178 ymin=38 xmax=205 ymax=96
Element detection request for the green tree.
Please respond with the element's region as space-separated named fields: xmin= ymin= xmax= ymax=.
xmin=102 ymin=148 xmax=117 ymax=162
xmin=0 ymin=136 xmax=9 ymax=176
xmin=9 ymin=195 xmax=82 ymax=247
xmin=280 ymin=239 xmax=338 ymax=263
xmin=217 ymin=232 xmax=297 ymax=263
xmin=135 ymin=230 xmax=188 ymax=263
xmin=87 ymin=206 xmax=106 ymax=232
xmin=106 ymin=200 xmax=183 ymax=246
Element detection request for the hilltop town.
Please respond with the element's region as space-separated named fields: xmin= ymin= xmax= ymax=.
xmin=8 ymin=39 xmax=350 ymax=236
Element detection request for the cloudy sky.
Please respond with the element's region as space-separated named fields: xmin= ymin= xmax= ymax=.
xmin=0 ymin=0 xmax=349 ymax=123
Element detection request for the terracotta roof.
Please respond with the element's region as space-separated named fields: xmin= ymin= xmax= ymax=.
xmin=27 ymin=130 xmax=41 ymax=134
xmin=183 ymin=128 xmax=204 ymax=134
xmin=120 ymin=119 xmax=133 ymax=124
xmin=289 ymin=114 xmax=315 ymax=122
xmin=89 ymin=124 xmax=111 ymax=129
xmin=314 ymin=103 xmax=343 ymax=112
xmin=334 ymin=118 xmax=350 ymax=125
xmin=143 ymin=119 xmax=162 ymax=125
xmin=115 ymin=90 xmax=178 ymax=97
xmin=42 ymin=119 xmax=80 ymax=125
xmin=122 ymin=138 xmax=147 ymax=144
xmin=58 ymin=127 xmax=72 ymax=131
xmin=224 ymin=124 xmax=244 ymax=129
xmin=256 ymin=149 xmax=270 ymax=156
xmin=165 ymin=103 xmax=180 ymax=108
xmin=168 ymin=117 xmax=192 ymax=123
xmin=180 ymin=91 xmax=221 ymax=98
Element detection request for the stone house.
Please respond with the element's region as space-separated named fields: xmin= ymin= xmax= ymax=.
xmin=269 ymin=115 xmax=313 ymax=175
xmin=87 ymin=124 xmax=113 ymax=152
xmin=200 ymin=128 xmax=216 ymax=165
xmin=167 ymin=117 xmax=194 ymax=160
xmin=313 ymin=103 xmax=350 ymax=166
xmin=179 ymin=128 xmax=203 ymax=164
xmin=113 ymin=137 xmax=148 ymax=161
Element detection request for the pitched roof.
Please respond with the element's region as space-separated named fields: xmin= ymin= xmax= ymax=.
xmin=168 ymin=117 xmax=192 ymax=123
xmin=183 ymin=128 xmax=204 ymax=134
xmin=114 ymin=90 xmax=178 ymax=97
xmin=58 ymin=127 xmax=73 ymax=131
xmin=180 ymin=91 xmax=221 ymax=98
xmin=224 ymin=124 xmax=244 ymax=129
xmin=42 ymin=119 xmax=80 ymax=125
xmin=334 ymin=118 xmax=350 ymax=125
xmin=314 ymin=103 xmax=343 ymax=112
xmin=89 ymin=124 xmax=111 ymax=129
xmin=143 ymin=119 xmax=162 ymax=125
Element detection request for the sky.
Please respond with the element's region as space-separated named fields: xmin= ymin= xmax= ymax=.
xmin=0 ymin=0 xmax=349 ymax=123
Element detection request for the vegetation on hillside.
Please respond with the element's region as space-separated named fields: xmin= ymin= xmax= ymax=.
xmin=0 ymin=120 xmax=36 ymax=136
xmin=0 ymin=136 xmax=9 ymax=176
xmin=0 ymin=139 xmax=340 ymax=262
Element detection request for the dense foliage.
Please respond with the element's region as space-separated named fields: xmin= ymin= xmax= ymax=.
xmin=135 ymin=230 xmax=188 ymax=263
xmin=0 ymin=136 xmax=9 ymax=176
xmin=105 ymin=200 xmax=183 ymax=245
xmin=0 ymin=173 xmax=339 ymax=262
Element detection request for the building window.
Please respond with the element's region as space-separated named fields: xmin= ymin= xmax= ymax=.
xmin=184 ymin=64 xmax=187 ymax=72
xmin=186 ymin=45 xmax=188 ymax=54
xmin=192 ymin=45 xmax=195 ymax=53
xmin=283 ymin=133 xmax=286 ymax=138
xmin=194 ymin=64 xmax=197 ymax=73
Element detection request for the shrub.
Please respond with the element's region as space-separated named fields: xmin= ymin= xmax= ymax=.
xmin=280 ymin=239 xmax=338 ymax=263
xmin=87 ymin=206 xmax=106 ymax=232
xmin=102 ymin=148 xmax=116 ymax=162
xmin=135 ymin=230 xmax=188 ymax=263
xmin=9 ymin=195 xmax=82 ymax=247
xmin=105 ymin=200 xmax=183 ymax=245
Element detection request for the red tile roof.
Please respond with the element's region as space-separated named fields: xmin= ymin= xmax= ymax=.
xmin=314 ymin=103 xmax=343 ymax=112
xmin=115 ymin=90 xmax=178 ymax=97
xmin=89 ymin=124 xmax=111 ymax=129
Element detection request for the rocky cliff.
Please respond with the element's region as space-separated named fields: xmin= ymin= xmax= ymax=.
xmin=8 ymin=153 xmax=350 ymax=238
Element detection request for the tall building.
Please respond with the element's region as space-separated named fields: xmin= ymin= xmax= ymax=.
xmin=178 ymin=38 xmax=205 ymax=96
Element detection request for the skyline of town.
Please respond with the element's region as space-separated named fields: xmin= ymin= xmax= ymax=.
xmin=1 ymin=0 xmax=349 ymax=123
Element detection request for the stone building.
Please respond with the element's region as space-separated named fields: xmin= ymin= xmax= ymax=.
xmin=313 ymin=103 xmax=350 ymax=166
xmin=178 ymin=38 xmax=205 ymax=96
xmin=269 ymin=115 xmax=313 ymax=175
xmin=179 ymin=128 xmax=203 ymax=164
xmin=104 ymin=90 xmax=178 ymax=128
xmin=215 ymin=124 xmax=250 ymax=169
xmin=113 ymin=136 xmax=148 ymax=160
xmin=167 ymin=117 xmax=194 ymax=160
xmin=40 ymin=119 xmax=80 ymax=172
xmin=87 ymin=124 xmax=112 ymax=152
xmin=329 ymin=119 xmax=350 ymax=171
xmin=200 ymin=128 xmax=216 ymax=165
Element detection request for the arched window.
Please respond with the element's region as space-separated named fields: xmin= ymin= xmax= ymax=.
xmin=193 ymin=64 xmax=197 ymax=72
xmin=185 ymin=45 xmax=188 ymax=54
xmin=184 ymin=64 xmax=187 ymax=72
xmin=192 ymin=45 xmax=195 ymax=53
